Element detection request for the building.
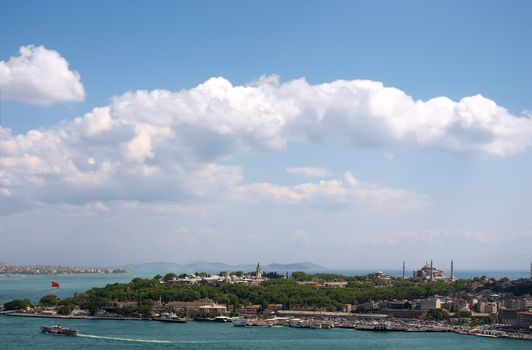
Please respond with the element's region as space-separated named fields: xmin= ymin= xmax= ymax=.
xmin=517 ymin=311 xmax=532 ymax=330
xmin=198 ymin=304 xmax=227 ymax=316
xmin=165 ymin=299 xmax=226 ymax=316
xmin=267 ymin=304 xmax=283 ymax=311
xmin=478 ymin=302 xmax=498 ymax=314
xmin=503 ymin=299 xmax=518 ymax=309
xmin=383 ymin=309 xmax=425 ymax=319
xmin=517 ymin=298 xmax=532 ymax=310
xmin=373 ymin=271 xmax=393 ymax=285
xmin=413 ymin=261 xmax=447 ymax=281
xmin=485 ymin=303 xmax=498 ymax=314
xmin=420 ymin=297 xmax=442 ymax=310
xmin=115 ymin=301 xmax=138 ymax=308
xmin=238 ymin=305 xmax=262 ymax=315
xmin=324 ymin=281 xmax=348 ymax=288
xmin=499 ymin=308 xmax=519 ymax=326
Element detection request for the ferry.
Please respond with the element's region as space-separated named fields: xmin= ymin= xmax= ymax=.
xmin=40 ymin=325 xmax=78 ymax=336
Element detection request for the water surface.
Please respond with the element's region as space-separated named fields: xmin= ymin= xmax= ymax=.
xmin=1 ymin=316 xmax=530 ymax=350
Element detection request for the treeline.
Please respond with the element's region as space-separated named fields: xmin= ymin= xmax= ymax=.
xmin=3 ymin=272 xmax=486 ymax=316
xmin=33 ymin=274 xmax=468 ymax=315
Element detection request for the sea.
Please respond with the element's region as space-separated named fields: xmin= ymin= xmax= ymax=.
xmin=1 ymin=316 xmax=531 ymax=350
xmin=0 ymin=270 xmax=529 ymax=349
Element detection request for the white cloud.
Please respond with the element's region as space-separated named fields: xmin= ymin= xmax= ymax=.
xmin=286 ymin=166 xmax=331 ymax=178
xmin=110 ymin=76 xmax=532 ymax=156
xmin=1 ymin=75 xmax=531 ymax=214
xmin=235 ymin=172 xmax=429 ymax=209
xmin=0 ymin=45 xmax=85 ymax=105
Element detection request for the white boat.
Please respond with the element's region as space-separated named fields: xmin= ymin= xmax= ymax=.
xmin=233 ymin=318 xmax=253 ymax=327
xmin=213 ymin=316 xmax=232 ymax=322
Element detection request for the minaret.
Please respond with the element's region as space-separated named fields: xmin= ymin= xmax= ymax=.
xmin=402 ymin=261 xmax=405 ymax=279
xmin=451 ymin=260 xmax=454 ymax=281
xmin=255 ymin=262 xmax=262 ymax=280
xmin=430 ymin=260 xmax=434 ymax=282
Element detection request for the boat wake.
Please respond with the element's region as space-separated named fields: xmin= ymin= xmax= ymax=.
xmin=77 ymin=334 xmax=172 ymax=343
xmin=77 ymin=335 xmax=269 ymax=345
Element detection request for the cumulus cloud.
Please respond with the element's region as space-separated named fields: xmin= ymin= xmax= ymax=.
xmin=110 ymin=76 xmax=532 ymax=156
xmin=235 ymin=172 xmax=430 ymax=209
xmin=1 ymin=75 xmax=531 ymax=214
xmin=0 ymin=45 xmax=85 ymax=105
xmin=286 ymin=166 xmax=331 ymax=178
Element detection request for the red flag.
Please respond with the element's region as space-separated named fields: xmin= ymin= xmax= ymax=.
xmin=51 ymin=281 xmax=60 ymax=288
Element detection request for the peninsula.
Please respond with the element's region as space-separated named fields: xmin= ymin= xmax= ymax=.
xmin=1 ymin=261 xmax=531 ymax=340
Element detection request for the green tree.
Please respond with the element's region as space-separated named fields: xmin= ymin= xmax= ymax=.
xmin=4 ymin=299 xmax=33 ymax=311
xmin=426 ymin=308 xmax=449 ymax=320
xmin=137 ymin=299 xmax=154 ymax=316
xmin=39 ymin=294 xmax=60 ymax=306
xmin=163 ymin=273 xmax=178 ymax=282
xmin=455 ymin=310 xmax=472 ymax=318
xmin=57 ymin=305 xmax=73 ymax=315
xmin=291 ymin=271 xmax=309 ymax=281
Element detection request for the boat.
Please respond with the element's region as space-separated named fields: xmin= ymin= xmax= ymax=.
xmin=213 ymin=316 xmax=232 ymax=322
xmin=252 ymin=319 xmax=272 ymax=327
xmin=40 ymin=325 xmax=78 ymax=336
xmin=470 ymin=329 xmax=505 ymax=338
xmin=354 ymin=322 xmax=391 ymax=331
xmin=155 ymin=312 xmax=187 ymax=323
xmin=233 ymin=318 xmax=253 ymax=327
xmin=194 ymin=316 xmax=232 ymax=322
xmin=288 ymin=319 xmax=307 ymax=328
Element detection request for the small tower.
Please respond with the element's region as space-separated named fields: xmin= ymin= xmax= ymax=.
xmin=451 ymin=260 xmax=454 ymax=281
xmin=430 ymin=260 xmax=434 ymax=282
xmin=255 ymin=262 xmax=262 ymax=280
xmin=402 ymin=261 xmax=405 ymax=279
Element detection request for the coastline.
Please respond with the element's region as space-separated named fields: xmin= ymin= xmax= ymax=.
xmin=2 ymin=312 xmax=530 ymax=341
xmin=1 ymin=312 xmax=185 ymax=323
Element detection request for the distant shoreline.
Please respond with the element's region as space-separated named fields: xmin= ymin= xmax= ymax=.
xmin=1 ymin=272 xmax=128 ymax=276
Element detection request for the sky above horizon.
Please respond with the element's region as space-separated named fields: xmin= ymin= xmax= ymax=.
xmin=1 ymin=1 xmax=531 ymax=270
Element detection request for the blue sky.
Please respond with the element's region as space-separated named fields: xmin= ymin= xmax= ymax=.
xmin=0 ymin=1 xmax=531 ymax=270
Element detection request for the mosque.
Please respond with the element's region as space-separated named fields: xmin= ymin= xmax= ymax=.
xmin=410 ymin=260 xmax=454 ymax=282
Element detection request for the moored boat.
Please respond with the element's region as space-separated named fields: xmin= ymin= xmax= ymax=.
xmin=232 ymin=318 xmax=253 ymax=327
xmin=213 ymin=316 xmax=232 ymax=322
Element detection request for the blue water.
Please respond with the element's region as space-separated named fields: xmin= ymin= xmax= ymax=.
xmin=0 ymin=272 xmax=152 ymax=304
xmin=1 ymin=316 xmax=530 ymax=350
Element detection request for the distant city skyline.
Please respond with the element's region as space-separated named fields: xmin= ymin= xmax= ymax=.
xmin=1 ymin=1 xmax=531 ymax=269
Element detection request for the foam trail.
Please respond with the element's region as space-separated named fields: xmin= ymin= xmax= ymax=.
xmin=78 ymin=334 xmax=172 ymax=343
